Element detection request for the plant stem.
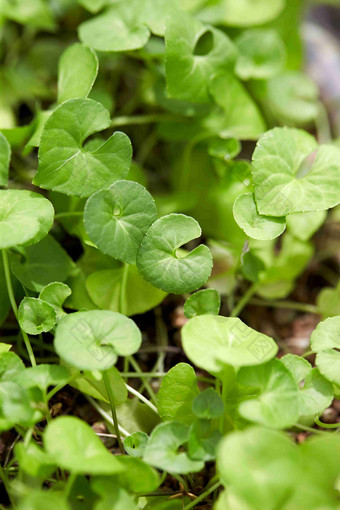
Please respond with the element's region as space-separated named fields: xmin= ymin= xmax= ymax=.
xmin=64 ymin=473 xmax=76 ymax=499
xmin=230 ymin=283 xmax=258 ymax=317
xmin=103 ymin=370 xmax=124 ymax=454
xmin=119 ymin=263 xmax=129 ymax=315
xmin=87 ymin=396 xmax=130 ymax=436
xmin=315 ymin=417 xmax=340 ymax=429
xmin=46 ymin=371 xmax=80 ymax=401
xmin=125 ymin=383 xmax=158 ymax=414
xmin=249 ymin=297 xmax=318 ymax=314
xmin=2 ymin=249 xmax=36 ymax=366
xmin=111 ymin=113 xmax=182 ymax=128
xmin=128 ymin=356 xmax=158 ymax=405
xmin=0 ymin=464 xmax=14 ymax=508
xmin=294 ymin=423 xmax=327 ymax=435
xmin=301 ymin=350 xmax=314 ymax=359
xmin=183 ymin=481 xmax=221 ymax=509
xmin=54 ymin=211 xmax=83 ymax=220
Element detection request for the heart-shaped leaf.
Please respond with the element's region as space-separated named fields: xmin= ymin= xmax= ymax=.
xmin=0 ymin=132 xmax=10 ymax=186
xmin=184 ymin=289 xmax=220 ymax=319
xmin=235 ymin=29 xmax=285 ymax=80
xmin=18 ymin=297 xmax=56 ymax=335
xmin=58 ymin=43 xmax=98 ymax=103
xmin=158 ymin=363 xmax=199 ymax=425
xmin=54 ymin=310 xmax=142 ymax=370
xmin=237 ymin=359 xmax=300 ymax=428
xmin=34 ymin=98 xmax=132 ymax=197
xmin=143 ymin=421 xmax=204 ymax=474
xmin=192 ymin=388 xmax=224 ymax=420
xmin=165 ymin=12 xmax=236 ymax=103
xmin=136 ymin=214 xmax=213 ymax=294
xmin=39 ymin=282 xmax=71 ymax=319
xmin=112 ymin=455 xmax=160 ymax=493
xmin=44 ymin=416 xmax=124 ymax=474
xmin=84 ymin=180 xmax=157 ymax=264
xmin=252 ymin=127 xmax=340 ymax=216
xmin=310 ymin=316 xmax=340 ymax=385
xmin=233 ymin=193 xmax=286 ymax=240
xmin=0 ymin=190 xmax=54 ymax=249
xmin=182 ymin=315 xmax=277 ymax=375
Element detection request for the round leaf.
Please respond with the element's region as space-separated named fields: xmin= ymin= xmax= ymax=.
xmin=0 ymin=352 xmax=25 ymax=382
xmin=286 ymin=210 xmax=327 ymax=242
xmin=44 ymin=416 xmax=124 ymax=474
xmin=0 ymin=190 xmax=54 ymax=249
xmin=237 ymin=359 xmax=300 ymax=428
xmin=39 ymin=282 xmax=71 ymax=319
xmin=143 ymin=421 xmax=204 ymax=474
xmin=310 ymin=316 xmax=340 ymax=385
xmin=136 ymin=214 xmax=213 ymax=294
xmin=0 ymin=132 xmax=11 ymax=186
xmin=192 ymin=388 xmax=224 ymax=419
xmin=58 ymin=43 xmax=99 ymax=103
xmin=34 ymin=98 xmax=132 ymax=197
xmin=84 ymin=180 xmax=157 ymax=264
xmin=18 ymin=297 xmax=56 ymax=335
xmin=182 ymin=315 xmax=278 ymax=375
xmin=184 ymin=289 xmax=221 ymax=318
xmin=17 ymin=364 xmax=70 ymax=393
xmin=54 ymin=310 xmax=142 ymax=370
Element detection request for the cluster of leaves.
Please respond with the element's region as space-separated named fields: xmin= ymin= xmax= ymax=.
xmin=1 ymin=0 xmax=340 ymax=508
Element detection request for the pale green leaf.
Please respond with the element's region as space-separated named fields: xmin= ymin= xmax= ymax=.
xmin=192 ymin=388 xmax=224 ymax=419
xmin=39 ymin=282 xmax=72 ymax=319
xmin=198 ymin=0 xmax=285 ymax=27
xmin=317 ymin=281 xmax=340 ymax=319
xmin=310 ymin=316 xmax=340 ymax=385
xmin=124 ymin=432 xmax=149 ymax=457
xmin=18 ymin=297 xmax=56 ymax=335
xmin=286 ymin=210 xmax=327 ymax=242
xmin=184 ymin=289 xmax=220 ymax=318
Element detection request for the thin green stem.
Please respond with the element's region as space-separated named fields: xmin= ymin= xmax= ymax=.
xmin=125 ymin=383 xmax=158 ymax=414
xmin=110 ymin=113 xmax=182 ymax=128
xmin=249 ymin=297 xmax=318 ymax=314
xmin=230 ymin=283 xmax=258 ymax=317
xmin=2 ymin=249 xmax=36 ymax=366
xmin=183 ymin=481 xmax=221 ymax=510
xmin=0 ymin=464 xmax=14 ymax=508
xmin=315 ymin=417 xmax=340 ymax=429
xmin=87 ymin=396 xmax=130 ymax=436
xmin=119 ymin=263 xmax=129 ymax=315
xmin=173 ymin=474 xmax=189 ymax=492
xmin=54 ymin=211 xmax=83 ymax=220
xmin=46 ymin=371 xmax=80 ymax=401
xmin=103 ymin=370 xmax=124 ymax=454
xmin=128 ymin=356 xmax=157 ymax=405
xmin=64 ymin=473 xmax=76 ymax=499
xmin=301 ymin=350 xmax=314 ymax=359
xmin=294 ymin=423 xmax=327 ymax=435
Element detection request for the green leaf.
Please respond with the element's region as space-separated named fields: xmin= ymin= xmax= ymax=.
xmin=34 ymin=98 xmax=132 ymax=197
xmin=78 ymin=3 xmax=150 ymax=52
xmin=158 ymin=363 xmax=199 ymax=425
xmin=92 ymin=481 xmax=138 ymax=510
xmin=143 ymin=421 xmax=204 ymax=474
xmin=165 ymin=12 xmax=236 ymax=103
xmin=58 ymin=43 xmax=99 ymax=103
xmin=198 ymin=0 xmax=285 ymax=27
xmin=86 ymin=266 xmax=166 ymax=316
xmin=207 ymin=72 xmax=266 ymax=140
xmin=235 ymin=29 xmax=285 ymax=80
xmin=0 ymin=0 xmax=55 ymax=30
xmin=233 ymin=193 xmax=286 ymax=240
xmin=18 ymin=297 xmax=56 ymax=335
xmin=281 ymin=354 xmax=333 ymax=421
xmin=0 ymin=190 xmax=54 ymax=249
xmin=136 ymin=214 xmax=213 ymax=294
xmin=39 ymin=282 xmax=72 ymax=319
xmin=217 ymin=426 xmax=299 ymax=510
xmin=71 ymin=366 xmax=127 ymax=405
xmin=0 ymin=381 xmax=36 ymax=430
xmin=124 ymin=431 xmax=149 ymax=457
xmin=188 ymin=420 xmax=221 ymax=461
xmin=54 ymin=310 xmax=142 ymax=370
xmin=0 ymin=132 xmax=10 ymax=186
xmin=44 ymin=416 xmax=124 ymax=474
xmin=192 ymin=388 xmax=224 ymax=419
xmin=11 ymin=235 xmax=74 ymax=292
xmin=15 ymin=442 xmax=56 ymax=479
xmin=184 ymin=289 xmax=220 ymax=318
xmin=84 ymin=180 xmax=157 ymax=264
xmin=77 ymin=0 xmax=109 ymax=13
xmin=267 ymin=71 xmax=319 ymax=125
xmin=182 ymin=316 xmax=277 ymax=375
xmin=252 ymin=127 xmax=340 ymax=216
xmin=113 ymin=456 xmax=160 ymax=493
xmin=317 ymin=281 xmax=340 ymax=319
xmin=237 ymin=359 xmax=300 ymax=428
xmin=17 ymin=491 xmax=70 ymax=510
xmin=17 ymin=364 xmax=70 ymax=393
xmin=310 ymin=316 xmax=340 ymax=385
xmin=286 ymin=210 xmax=327 ymax=242
xmin=208 ymin=137 xmax=241 ymax=162
xmin=0 ymin=352 xmax=25 ymax=382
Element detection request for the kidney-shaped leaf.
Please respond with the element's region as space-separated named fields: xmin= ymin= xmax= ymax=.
xmin=182 ymin=315 xmax=277 ymax=375
xmin=54 ymin=310 xmax=142 ymax=371
xmin=192 ymin=388 xmax=224 ymax=419
xmin=84 ymin=180 xmax=157 ymax=264
xmin=39 ymin=282 xmax=71 ymax=319
xmin=18 ymin=297 xmax=56 ymax=335
xmin=44 ymin=416 xmax=124 ymax=474
xmin=310 ymin=316 xmax=340 ymax=385
xmin=237 ymin=359 xmax=300 ymax=428
xmin=34 ymin=99 xmax=132 ymax=197
xmin=58 ymin=43 xmax=98 ymax=103
xmin=0 ymin=190 xmax=54 ymax=249
xmin=0 ymin=132 xmax=11 ymax=186
xmin=143 ymin=421 xmax=204 ymax=474
xmin=233 ymin=193 xmax=286 ymax=240
xmin=252 ymin=127 xmax=340 ymax=216
xmin=184 ymin=289 xmax=220 ymax=319
xmin=136 ymin=214 xmax=213 ymax=294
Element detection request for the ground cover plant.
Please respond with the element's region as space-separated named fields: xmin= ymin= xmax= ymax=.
xmin=1 ymin=0 xmax=340 ymax=508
